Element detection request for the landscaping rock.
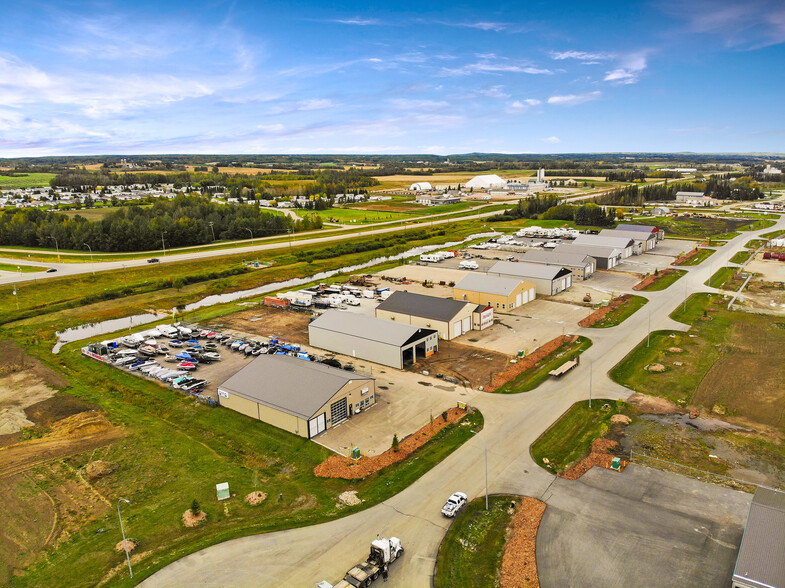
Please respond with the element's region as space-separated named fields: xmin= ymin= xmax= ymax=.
xmin=667 ymin=347 xmax=683 ymax=353
xmin=610 ymin=414 xmax=631 ymax=425
xmin=244 ymin=491 xmax=267 ymax=506
xmin=85 ymin=460 xmax=117 ymax=480
xmin=337 ymin=490 xmax=361 ymax=506
xmin=115 ymin=539 xmax=136 ymax=553
xmin=647 ymin=363 xmax=666 ymax=372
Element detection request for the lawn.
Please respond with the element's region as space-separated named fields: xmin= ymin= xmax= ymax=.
xmin=434 ymin=495 xmax=520 ymax=588
xmin=8 ymin=333 xmax=484 ymax=587
xmin=640 ymin=269 xmax=686 ymax=291
xmin=760 ymin=229 xmax=785 ymax=239
xmin=530 ymin=400 xmax=635 ymax=474
xmin=587 ymin=295 xmax=648 ymax=328
xmin=0 ymin=172 xmax=56 ymax=188
xmin=294 ymin=207 xmax=409 ymax=224
xmin=729 ymin=250 xmax=752 ymax=264
xmin=675 ymin=248 xmax=715 ymax=266
xmin=624 ymin=216 xmax=753 ymax=239
xmin=0 ymin=262 xmax=45 ymax=273
xmin=705 ymin=266 xmax=739 ymax=289
xmin=494 ymin=336 xmax=592 ymax=394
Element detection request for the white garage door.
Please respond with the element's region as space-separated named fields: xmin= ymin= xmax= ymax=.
xmin=451 ymin=321 xmax=461 ymax=338
xmin=308 ymin=413 xmax=326 ymax=438
xmin=515 ymin=293 xmax=522 ymax=307
xmin=461 ymin=317 xmax=471 ymax=333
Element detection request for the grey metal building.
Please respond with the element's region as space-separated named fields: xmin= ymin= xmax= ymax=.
xmin=487 ymin=260 xmax=573 ymax=296
xmin=573 ymin=233 xmax=639 ymax=257
xmin=616 ymin=223 xmax=665 ymax=241
xmin=732 ymin=487 xmax=785 ymax=588
xmin=520 ymin=249 xmax=596 ymax=280
xmin=553 ymin=243 xmax=623 ymax=270
xmin=599 ymin=228 xmax=658 ymax=252
xmin=309 ymin=309 xmax=438 ymax=369
xmin=375 ymin=290 xmax=476 ymax=340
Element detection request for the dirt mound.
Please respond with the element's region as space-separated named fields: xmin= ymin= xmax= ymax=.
xmin=85 ymin=460 xmax=117 ymax=480
xmin=500 ymin=497 xmax=546 ymax=588
xmin=559 ymin=439 xmax=627 ymax=480
xmin=627 ymin=393 xmax=683 ymax=415
xmin=244 ymin=491 xmax=267 ymax=506
xmin=49 ymin=411 xmax=113 ymax=439
xmin=667 ymin=347 xmax=684 ymax=353
xmin=337 ymin=491 xmax=362 ymax=506
xmin=578 ymin=295 xmax=632 ymax=328
xmin=647 ymin=363 xmax=666 ymax=372
xmin=182 ymin=510 xmax=206 ymax=527
xmin=610 ymin=414 xmax=631 ymax=425
xmin=115 ymin=539 xmax=136 ymax=553
xmin=314 ymin=407 xmax=469 ymax=479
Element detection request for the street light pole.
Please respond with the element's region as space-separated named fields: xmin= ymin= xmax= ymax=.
xmin=588 ymin=357 xmax=593 ymax=408
xmin=83 ymin=243 xmax=94 ymax=275
xmin=47 ymin=236 xmax=59 ymax=260
xmin=287 ymin=228 xmax=292 ymax=249
xmin=161 ymin=231 xmax=167 ymax=256
xmin=246 ymin=228 xmax=254 ymax=248
xmin=117 ymin=498 xmax=133 ymax=578
xmin=209 ymin=221 xmax=216 ymax=242
xmin=647 ymin=307 xmax=651 ymax=348
xmin=471 ymin=430 xmax=489 ymax=511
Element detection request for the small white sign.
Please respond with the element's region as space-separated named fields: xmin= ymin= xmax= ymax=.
xmin=218 ymin=390 xmax=229 ymax=399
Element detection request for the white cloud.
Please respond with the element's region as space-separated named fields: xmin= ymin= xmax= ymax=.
xmin=547 ymin=91 xmax=601 ymax=106
xmin=441 ymin=58 xmax=552 ymax=76
xmin=541 ymin=136 xmax=561 ymax=143
xmin=388 ymin=98 xmax=449 ymax=110
xmin=257 ymin=123 xmax=285 ymax=133
xmin=550 ymin=50 xmax=615 ymax=61
xmin=603 ymin=52 xmax=648 ymax=84
xmin=333 ymin=17 xmax=380 ymax=26
xmin=506 ymin=98 xmax=542 ymax=113
xmin=297 ymin=98 xmax=335 ymax=111
xmin=478 ymin=85 xmax=510 ymax=99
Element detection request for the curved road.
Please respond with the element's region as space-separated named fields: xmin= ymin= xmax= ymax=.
xmin=141 ymin=218 xmax=783 ymax=587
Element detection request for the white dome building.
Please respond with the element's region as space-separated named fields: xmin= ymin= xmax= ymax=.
xmin=410 ymin=182 xmax=433 ymax=191
xmin=465 ymin=174 xmax=506 ymax=189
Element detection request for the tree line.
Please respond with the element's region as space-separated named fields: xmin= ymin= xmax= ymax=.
xmin=489 ymin=198 xmax=614 ymax=226
xmin=0 ymin=195 xmax=323 ymax=252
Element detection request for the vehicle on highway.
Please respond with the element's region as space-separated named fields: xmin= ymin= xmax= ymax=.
xmin=441 ymin=492 xmax=468 ymax=517
xmin=147 ymin=258 xmax=159 ymax=263
xmin=323 ymin=536 xmax=404 ymax=588
xmin=46 ymin=268 xmax=57 ymax=273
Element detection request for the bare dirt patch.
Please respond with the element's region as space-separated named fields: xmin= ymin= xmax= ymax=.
xmin=314 ymin=407 xmax=469 ymax=479
xmin=84 ymin=460 xmax=118 ymax=480
xmin=559 ymin=439 xmax=628 ymax=480
xmin=182 ymin=509 xmax=207 ymax=527
xmin=244 ymin=491 xmax=267 ymax=506
xmin=627 ymin=393 xmax=684 ymax=415
xmin=407 ymin=340 xmax=510 ymax=389
xmin=500 ymin=497 xmax=546 ymax=588
xmin=212 ymin=305 xmax=311 ymax=344
xmin=115 ymin=539 xmax=137 ymax=553
xmin=337 ymin=490 xmax=362 ymax=506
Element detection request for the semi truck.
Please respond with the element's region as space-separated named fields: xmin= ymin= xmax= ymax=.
xmin=319 ymin=537 xmax=404 ymax=588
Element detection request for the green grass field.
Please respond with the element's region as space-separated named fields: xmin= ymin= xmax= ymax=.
xmin=729 ymin=250 xmax=752 ymax=264
xmin=641 ymin=269 xmax=686 ymax=291
xmin=675 ymin=248 xmax=715 ymax=266
xmin=0 ymin=262 xmax=45 ymax=273
xmin=587 ymin=295 xmax=648 ymax=328
xmin=625 ymin=216 xmax=752 ymax=239
xmin=760 ymin=229 xmax=785 ymax=240
xmin=434 ymin=496 xmax=519 ymax=588
xmin=530 ymin=400 xmax=635 ymax=474
xmin=294 ymin=207 xmax=409 ymax=224
xmin=705 ymin=266 xmax=738 ymax=289
xmin=0 ymin=173 xmax=56 ymax=188
xmin=494 ymin=336 xmax=592 ymax=394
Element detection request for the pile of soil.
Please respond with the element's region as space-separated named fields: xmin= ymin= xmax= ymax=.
xmin=673 ymin=248 xmax=700 ymax=265
xmin=244 ymin=491 xmax=267 ymax=506
xmin=182 ymin=510 xmax=207 ymax=527
xmin=633 ymin=269 xmax=675 ymax=291
xmin=578 ymin=295 xmax=632 ymax=327
xmin=84 ymin=460 xmax=117 ymax=480
xmin=314 ymin=407 xmax=469 ymax=479
xmin=627 ymin=393 xmax=684 ymax=415
xmin=647 ymin=363 xmax=666 ymax=372
xmin=500 ymin=497 xmax=546 ymax=588
xmin=667 ymin=347 xmax=683 ymax=353
xmin=610 ymin=414 xmax=632 ymax=425
xmin=49 ymin=411 xmax=113 ymax=439
xmin=559 ymin=439 xmax=628 ymax=480
xmin=489 ymin=335 xmax=576 ymax=391
xmin=114 ymin=539 xmax=136 ymax=553
xmin=337 ymin=490 xmax=361 ymax=506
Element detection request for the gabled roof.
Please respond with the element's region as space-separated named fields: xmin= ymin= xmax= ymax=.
xmin=733 ymin=487 xmax=785 ymax=588
xmin=310 ymin=309 xmax=434 ymax=347
xmin=454 ymin=273 xmax=533 ymax=296
xmin=488 ymin=260 xmax=572 ymax=281
xmin=616 ymin=223 xmax=659 ymax=234
xmin=376 ymin=291 xmax=474 ymax=322
xmin=218 ymin=354 xmax=372 ymax=420
xmin=599 ymin=228 xmax=657 ymax=241
xmin=520 ymin=249 xmax=594 ymax=267
xmin=553 ymin=243 xmax=623 ymax=259
xmin=573 ymin=234 xmax=635 ymax=250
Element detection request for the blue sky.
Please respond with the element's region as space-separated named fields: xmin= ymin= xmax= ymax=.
xmin=1 ymin=0 xmax=784 ymax=156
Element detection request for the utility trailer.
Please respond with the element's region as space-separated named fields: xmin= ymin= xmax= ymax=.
xmin=320 ymin=537 xmax=403 ymax=588
xmin=549 ymin=359 xmax=578 ymax=378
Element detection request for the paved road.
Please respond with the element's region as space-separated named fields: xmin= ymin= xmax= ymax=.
xmin=0 ymin=206 xmax=504 ymax=286
xmin=142 ymin=216 xmax=785 ymax=588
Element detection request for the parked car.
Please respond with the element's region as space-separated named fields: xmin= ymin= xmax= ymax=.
xmin=147 ymin=258 xmax=159 ymax=263
xmin=441 ymin=492 xmax=468 ymax=517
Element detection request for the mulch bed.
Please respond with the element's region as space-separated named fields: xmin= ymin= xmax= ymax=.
xmin=500 ymin=497 xmax=546 ymax=588
xmin=672 ymin=248 xmax=700 ymax=265
xmin=558 ymin=438 xmax=628 ymax=480
xmin=314 ymin=407 xmax=469 ymax=479
xmin=633 ymin=269 xmax=675 ymax=291
xmin=578 ymin=295 xmax=632 ymax=327
xmin=489 ymin=335 xmax=575 ymax=391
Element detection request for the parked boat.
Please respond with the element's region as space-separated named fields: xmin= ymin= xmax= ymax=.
xmin=169 ymin=339 xmax=183 ymax=347
xmin=163 ymin=354 xmax=178 ymax=363
xmin=156 ymin=344 xmax=170 ymax=354
xmin=138 ymin=344 xmax=158 ymax=357
xmin=177 ymin=362 xmax=197 ymax=371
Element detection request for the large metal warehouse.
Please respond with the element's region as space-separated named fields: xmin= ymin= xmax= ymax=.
xmin=217 ymin=354 xmax=375 ymax=439
xmin=453 ymin=273 xmax=535 ymax=310
xmin=488 ymin=260 xmax=573 ymax=296
xmin=616 ymin=223 xmax=665 ymax=241
xmin=599 ymin=228 xmax=658 ymax=252
xmin=520 ymin=249 xmax=596 ymax=280
xmin=573 ymin=233 xmax=639 ymax=257
xmin=309 ymin=309 xmax=438 ymax=369
xmin=375 ymin=291 xmax=477 ymax=340
xmin=732 ymin=487 xmax=785 ymax=588
xmin=554 ymin=242 xmax=623 ymax=270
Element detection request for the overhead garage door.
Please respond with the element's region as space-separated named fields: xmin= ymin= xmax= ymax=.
xmin=308 ymin=413 xmax=326 ymax=438
xmin=461 ymin=317 xmax=471 ymax=333
xmin=515 ymin=293 xmax=522 ymax=307
xmin=330 ymin=397 xmax=348 ymax=425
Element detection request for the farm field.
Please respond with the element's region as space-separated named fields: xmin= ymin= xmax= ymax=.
xmin=293 ymin=207 xmax=409 ymax=224
xmin=0 ymin=173 xmax=56 ymax=188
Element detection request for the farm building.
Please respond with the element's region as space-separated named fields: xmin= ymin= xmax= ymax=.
xmin=409 ymin=181 xmax=433 ymax=191
xmin=731 ymin=487 xmax=785 ymax=588
xmin=553 ymin=243 xmax=623 ymax=270
xmin=375 ymin=291 xmax=479 ymax=339
xmin=487 ymin=260 xmax=572 ymax=296
xmin=519 ymin=249 xmax=596 ymax=280
xmin=454 ymin=273 xmax=535 ymax=310
xmin=465 ymin=174 xmax=507 ymax=189
xmin=616 ymin=223 xmax=665 ymax=241
xmin=309 ymin=309 xmax=438 ymax=369
xmin=573 ymin=233 xmax=639 ymax=257
xmin=217 ymin=355 xmax=375 ymax=439
xmin=599 ymin=228 xmax=658 ymax=252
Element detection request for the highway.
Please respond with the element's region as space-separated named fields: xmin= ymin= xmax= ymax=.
xmin=141 ymin=216 xmax=784 ymax=587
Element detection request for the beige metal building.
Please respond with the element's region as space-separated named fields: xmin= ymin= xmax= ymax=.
xmin=217 ymin=354 xmax=375 ymax=439
xmin=453 ymin=273 xmax=536 ymax=310
xmin=375 ymin=291 xmax=477 ymax=340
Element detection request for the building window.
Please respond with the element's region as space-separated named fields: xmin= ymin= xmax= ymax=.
xmin=361 ymin=387 xmax=369 ymax=395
